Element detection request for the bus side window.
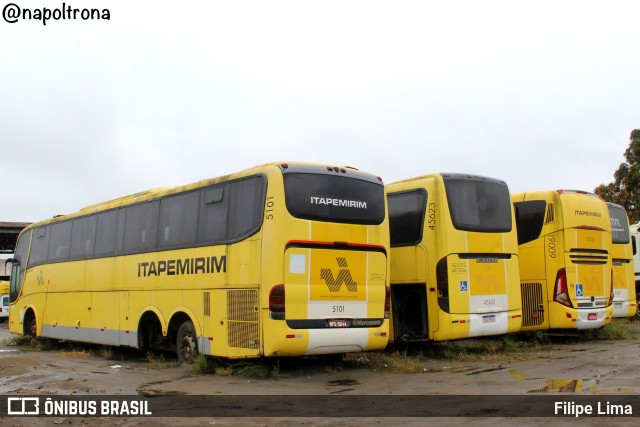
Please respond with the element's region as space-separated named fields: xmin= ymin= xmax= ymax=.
xmin=124 ymin=201 xmax=160 ymax=252
xmin=49 ymin=221 xmax=72 ymax=261
xmin=28 ymin=226 xmax=50 ymax=268
xmin=633 ymin=235 xmax=637 ymax=256
xmin=513 ymin=200 xmax=546 ymax=245
xmin=199 ymin=185 xmax=229 ymax=244
xmin=388 ymin=190 xmax=427 ymax=247
xmin=158 ymin=191 xmax=199 ymax=248
xmin=70 ymin=215 xmax=97 ymax=259
xmin=95 ymin=209 xmax=125 ymax=257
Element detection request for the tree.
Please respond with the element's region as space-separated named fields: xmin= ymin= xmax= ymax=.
xmin=595 ymin=129 xmax=640 ymax=224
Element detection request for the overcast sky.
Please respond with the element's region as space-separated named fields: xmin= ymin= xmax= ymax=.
xmin=1 ymin=0 xmax=639 ymax=222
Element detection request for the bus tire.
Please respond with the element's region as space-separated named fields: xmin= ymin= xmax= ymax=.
xmin=635 ymin=297 xmax=640 ymax=321
xmin=23 ymin=310 xmax=37 ymax=337
xmin=176 ymin=320 xmax=198 ymax=364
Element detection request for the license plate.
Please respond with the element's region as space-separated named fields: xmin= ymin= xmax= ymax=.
xmin=587 ymin=313 xmax=597 ymax=321
xmin=328 ymin=320 xmax=349 ymax=328
xmin=482 ymin=315 xmax=496 ymax=324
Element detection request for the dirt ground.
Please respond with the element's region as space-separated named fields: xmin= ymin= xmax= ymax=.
xmin=0 ymin=320 xmax=639 ymax=426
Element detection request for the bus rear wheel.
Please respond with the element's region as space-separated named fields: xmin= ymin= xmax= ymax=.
xmin=635 ymin=297 xmax=640 ymax=321
xmin=176 ymin=320 xmax=198 ymax=364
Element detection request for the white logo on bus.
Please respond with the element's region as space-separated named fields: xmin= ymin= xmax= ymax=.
xmin=309 ymin=197 xmax=367 ymax=209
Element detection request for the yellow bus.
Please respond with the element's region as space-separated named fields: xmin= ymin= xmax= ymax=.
xmin=0 ymin=280 xmax=8 ymax=320
xmin=628 ymin=222 xmax=640 ymax=319
xmin=7 ymin=162 xmax=390 ymax=360
xmin=607 ymin=203 xmax=636 ymax=318
xmin=512 ymin=190 xmax=613 ymax=331
xmin=387 ymin=173 xmax=522 ymax=342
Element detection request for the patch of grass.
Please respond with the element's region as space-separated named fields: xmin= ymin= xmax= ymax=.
xmin=192 ymin=353 xmax=212 ymax=374
xmin=2 ymin=335 xmax=32 ymax=347
xmin=529 ymin=331 xmax=551 ymax=345
xmin=146 ymin=351 xmax=174 ymax=368
xmin=193 ymin=358 xmax=282 ymax=378
xmin=232 ymin=360 xmax=272 ymax=379
xmin=344 ymin=350 xmax=424 ymax=373
xmin=214 ymin=365 xmax=234 ymax=376
xmin=57 ymin=349 xmax=91 ymax=358
xmin=99 ymin=346 xmax=114 ymax=360
xmin=33 ymin=338 xmax=57 ymax=351
xmin=580 ymin=319 xmax=634 ymax=341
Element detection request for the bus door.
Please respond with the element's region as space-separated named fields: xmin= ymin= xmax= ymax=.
xmin=389 ymin=244 xmax=429 ymax=342
xmin=284 ymin=244 xmax=387 ymax=355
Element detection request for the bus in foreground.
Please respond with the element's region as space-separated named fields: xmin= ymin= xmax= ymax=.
xmin=607 ymin=203 xmax=636 ymax=318
xmin=512 ymin=190 xmax=613 ymax=331
xmin=387 ymin=173 xmax=522 ymax=342
xmin=7 ymin=162 xmax=390 ymax=360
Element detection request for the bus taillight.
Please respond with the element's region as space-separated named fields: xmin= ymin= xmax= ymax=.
xmin=269 ymin=284 xmax=285 ymax=320
xmin=553 ymin=268 xmax=573 ymax=308
xmin=436 ymin=257 xmax=450 ymax=312
xmin=384 ymin=286 xmax=390 ymax=319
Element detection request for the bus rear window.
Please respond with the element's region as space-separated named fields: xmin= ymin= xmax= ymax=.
xmin=608 ymin=204 xmax=630 ymax=244
xmin=444 ymin=177 xmax=512 ymax=232
xmin=284 ymin=173 xmax=385 ymax=225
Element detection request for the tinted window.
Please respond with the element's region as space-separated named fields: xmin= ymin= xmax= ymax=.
xmin=95 ymin=209 xmax=125 ymax=256
xmin=159 ymin=191 xmax=200 ymax=248
xmin=608 ymin=204 xmax=630 ymax=244
xmin=198 ymin=176 xmax=265 ymax=244
xmin=10 ymin=229 xmax=31 ymax=301
xmin=71 ymin=215 xmax=97 ymax=258
xmin=124 ymin=201 xmax=160 ymax=252
xmin=228 ymin=177 xmax=265 ymax=240
xmin=514 ymin=200 xmax=547 ymax=245
xmin=284 ymin=173 xmax=385 ymax=224
xmin=48 ymin=221 xmax=72 ymax=261
xmin=444 ymin=177 xmax=512 ymax=232
xmin=28 ymin=226 xmax=50 ymax=267
xmin=198 ymin=184 xmax=230 ymax=244
xmin=388 ymin=190 xmax=427 ymax=247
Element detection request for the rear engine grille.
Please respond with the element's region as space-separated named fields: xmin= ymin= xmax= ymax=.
xmin=227 ymin=289 xmax=259 ymax=349
xmin=521 ymin=282 xmax=544 ymax=327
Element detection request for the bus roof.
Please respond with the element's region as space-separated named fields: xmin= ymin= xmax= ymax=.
xmin=19 ymin=161 xmax=381 ymax=233
xmin=388 ymin=172 xmax=507 ymax=187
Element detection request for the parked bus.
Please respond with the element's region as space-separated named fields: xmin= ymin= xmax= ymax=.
xmin=7 ymin=162 xmax=390 ymax=360
xmin=512 ymin=190 xmax=613 ymax=331
xmin=0 ymin=280 xmax=8 ymax=320
xmin=607 ymin=203 xmax=636 ymax=318
xmin=629 ymin=222 xmax=640 ymax=319
xmin=387 ymin=173 xmax=522 ymax=342
xmin=1 ymin=255 xmax=10 ymax=320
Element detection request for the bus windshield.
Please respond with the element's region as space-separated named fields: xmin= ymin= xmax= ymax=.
xmin=608 ymin=204 xmax=630 ymax=244
xmin=444 ymin=176 xmax=512 ymax=232
xmin=284 ymin=173 xmax=385 ymax=225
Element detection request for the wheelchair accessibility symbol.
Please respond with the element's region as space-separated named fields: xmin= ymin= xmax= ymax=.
xmin=460 ymin=281 xmax=468 ymax=292
xmin=576 ymin=284 xmax=584 ymax=297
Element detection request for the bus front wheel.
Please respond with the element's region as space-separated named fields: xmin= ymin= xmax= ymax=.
xmin=23 ymin=311 xmax=37 ymax=337
xmin=176 ymin=320 xmax=198 ymax=364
